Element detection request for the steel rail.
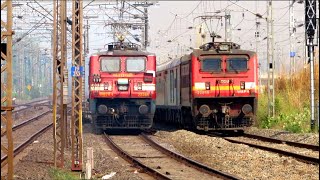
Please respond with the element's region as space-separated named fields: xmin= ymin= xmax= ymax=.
xmin=103 ymin=133 xmax=171 ymax=180
xmin=1 ymin=110 xmax=52 ymax=137
xmin=243 ymin=133 xmax=319 ymax=151
xmin=1 ymin=99 xmax=50 ymax=115
xmin=140 ymin=133 xmax=240 ymax=180
xmin=223 ymin=137 xmax=319 ymax=165
xmin=1 ymin=123 xmax=53 ymax=167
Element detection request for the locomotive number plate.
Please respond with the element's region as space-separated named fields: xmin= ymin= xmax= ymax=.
xmin=138 ymin=92 xmax=149 ymax=97
xmin=220 ymin=80 xmax=229 ymax=84
xmin=99 ymin=92 xmax=113 ymax=96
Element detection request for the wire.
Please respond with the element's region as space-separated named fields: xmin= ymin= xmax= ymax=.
xmin=180 ymin=1 xmax=202 ymax=19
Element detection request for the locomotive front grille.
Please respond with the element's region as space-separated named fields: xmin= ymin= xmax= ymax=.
xmin=96 ymin=114 xmax=153 ymax=128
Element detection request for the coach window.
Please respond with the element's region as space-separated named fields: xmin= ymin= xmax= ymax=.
xmin=226 ymin=57 xmax=248 ymax=73
xmin=100 ymin=57 xmax=120 ymax=72
xmin=126 ymin=57 xmax=146 ymax=72
xmin=200 ymin=57 xmax=222 ymax=72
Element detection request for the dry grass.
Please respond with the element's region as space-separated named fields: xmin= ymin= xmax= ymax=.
xmin=258 ymin=64 xmax=319 ymax=132
xmin=275 ymin=65 xmax=319 ymax=109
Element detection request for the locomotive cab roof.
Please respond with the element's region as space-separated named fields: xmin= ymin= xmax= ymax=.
xmin=193 ymin=41 xmax=255 ymax=57
xmin=91 ymin=41 xmax=155 ymax=56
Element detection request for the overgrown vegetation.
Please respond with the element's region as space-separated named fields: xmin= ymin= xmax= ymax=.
xmin=49 ymin=168 xmax=79 ymax=180
xmin=257 ymin=65 xmax=319 ymax=133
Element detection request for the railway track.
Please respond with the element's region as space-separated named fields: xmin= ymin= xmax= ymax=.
xmin=1 ymin=110 xmax=51 ymax=137
xmin=1 ymin=98 xmax=50 ymax=115
xmin=1 ymin=123 xmax=52 ymax=168
xmin=242 ymin=133 xmax=319 ymax=151
xmin=104 ymin=133 xmax=239 ymax=180
xmin=1 ymin=110 xmax=53 ymax=168
xmin=208 ymin=132 xmax=319 ymax=165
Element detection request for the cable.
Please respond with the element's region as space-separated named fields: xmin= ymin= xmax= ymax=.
xmin=180 ymin=1 xmax=202 ymax=19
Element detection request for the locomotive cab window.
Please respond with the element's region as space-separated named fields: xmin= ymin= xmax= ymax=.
xmin=100 ymin=57 xmax=120 ymax=72
xmin=226 ymin=57 xmax=248 ymax=73
xmin=200 ymin=57 xmax=222 ymax=72
xmin=126 ymin=57 xmax=146 ymax=72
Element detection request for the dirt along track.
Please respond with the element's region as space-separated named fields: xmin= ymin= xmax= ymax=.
xmin=104 ymin=132 xmax=239 ymax=180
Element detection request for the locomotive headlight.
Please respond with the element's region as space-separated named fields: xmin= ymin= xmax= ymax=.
xmin=137 ymin=82 xmax=142 ymax=90
xmin=240 ymin=81 xmax=245 ymax=90
xmin=205 ymin=82 xmax=210 ymax=90
xmin=242 ymin=104 xmax=252 ymax=115
xmin=118 ymin=85 xmax=128 ymax=91
xmin=219 ymin=44 xmax=230 ymax=51
xmin=104 ymin=82 xmax=110 ymax=90
xmin=97 ymin=104 xmax=108 ymax=114
xmin=199 ymin=104 xmax=211 ymax=117
xmin=139 ymin=105 xmax=148 ymax=114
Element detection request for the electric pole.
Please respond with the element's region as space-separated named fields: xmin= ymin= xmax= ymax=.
xmin=255 ymin=1 xmax=261 ymax=92
xmin=144 ymin=6 xmax=148 ymax=49
xmin=225 ymin=10 xmax=232 ymax=42
xmin=71 ymin=0 xmax=84 ymax=171
xmin=305 ymin=0 xmax=317 ymax=131
xmin=1 ymin=1 xmax=14 ymax=179
xmin=52 ymin=0 xmax=67 ymax=168
xmin=289 ymin=0 xmax=296 ymax=76
xmin=267 ymin=0 xmax=275 ymax=118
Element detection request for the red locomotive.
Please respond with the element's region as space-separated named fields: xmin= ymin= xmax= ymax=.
xmin=88 ymin=40 xmax=156 ymax=133
xmin=155 ymin=41 xmax=258 ymax=132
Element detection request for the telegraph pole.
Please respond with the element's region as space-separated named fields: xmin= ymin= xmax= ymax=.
xmin=1 ymin=1 xmax=14 ymax=179
xmin=289 ymin=0 xmax=296 ymax=76
xmin=305 ymin=0 xmax=317 ymax=131
xmin=267 ymin=0 xmax=275 ymax=117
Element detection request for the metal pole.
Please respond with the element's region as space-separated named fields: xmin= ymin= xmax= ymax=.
xmin=71 ymin=0 xmax=84 ymax=171
xmin=52 ymin=0 xmax=67 ymax=168
xmin=317 ymin=100 xmax=319 ymax=131
xmin=225 ymin=10 xmax=231 ymax=42
xmin=1 ymin=1 xmax=14 ymax=179
xmin=255 ymin=3 xmax=261 ymax=92
xmin=305 ymin=0 xmax=317 ymax=131
xmin=309 ymin=39 xmax=315 ymax=130
xmin=267 ymin=1 xmax=271 ymax=117
xmin=289 ymin=0 xmax=296 ymax=77
xmin=144 ymin=6 xmax=148 ymax=49
xmin=271 ymin=1 xmax=275 ymax=117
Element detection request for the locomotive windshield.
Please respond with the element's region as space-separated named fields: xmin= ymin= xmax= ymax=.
xmin=200 ymin=58 xmax=221 ymax=72
xmin=126 ymin=57 xmax=146 ymax=72
xmin=226 ymin=58 xmax=248 ymax=72
xmin=100 ymin=57 xmax=120 ymax=72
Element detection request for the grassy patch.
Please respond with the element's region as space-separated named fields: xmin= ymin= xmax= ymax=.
xmin=49 ymin=168 xmax=79 ymax=180
xmin=257 ymin=65 xmax=319 ymax=133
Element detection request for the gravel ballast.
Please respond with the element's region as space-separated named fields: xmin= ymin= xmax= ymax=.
xmin=246 ymin=127 xmax=319 ymax=145
xmin=152 ymin=129 xmax=319 ymax=180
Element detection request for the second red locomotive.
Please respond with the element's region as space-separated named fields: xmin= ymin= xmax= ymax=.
xmin=88 ymin=40 xmax=156 ymax=133
xmin=155 ymin=41 xmax=258 ymax=132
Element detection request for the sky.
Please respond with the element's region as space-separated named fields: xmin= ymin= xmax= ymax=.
xmin=85 ymin=0 xmax=319 ymax=76
xmin=3 ymin=0 xmax=320 ymax=77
